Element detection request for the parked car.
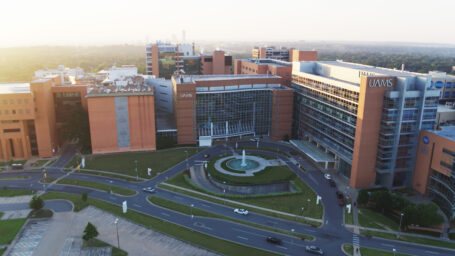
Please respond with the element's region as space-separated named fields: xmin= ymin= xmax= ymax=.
xmin=142 ymin=187 xmax=156 ymax=193
xmin=324 ymin=173 xmax=332 ymax=180
xmin=266 ymin=236 xmax=282 ymax=245
xmin=338 ymin=197 xmax=345 ymax=207
xmin=328 ymin=179 xmax=336 ymax=187
xmin=336 ymin=191 xmax=343 ymax=199
xmin=250 ymin=137 xmax=260 ymax=142
xmin=204 ymin=154 xmax=210 ymax=158
xmin=234 ymin=208 xmax=249 ymax=215
xmin=305 ymin=245 xmax=324 ymax=255
xmin=11 ymin=163 xmax=23 ymax=170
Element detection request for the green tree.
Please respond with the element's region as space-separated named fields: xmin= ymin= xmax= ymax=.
xmin=81 ymin=192 xmax=88 ymax=202
xmin=62 ymin=105 xmax=91 ymax=153
xmin=29 ymin=195 xmax=44 ymax=211
xmin=369 ymin=191 xmax=392 ymax=213
xmin=357 ymin=189 xmax=369 ymax=206
xmin=83 ymin=222 xmax=99 ymax=242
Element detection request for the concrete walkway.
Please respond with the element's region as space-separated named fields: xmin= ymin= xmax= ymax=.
xmin=161 ymin=182 xmax=323 ymax=223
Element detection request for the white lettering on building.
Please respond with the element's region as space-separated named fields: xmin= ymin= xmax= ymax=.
xmin=180 ymin=93 xmax=192 ymax=98
xmin=368 ymin=79 xmax=393 ymax=88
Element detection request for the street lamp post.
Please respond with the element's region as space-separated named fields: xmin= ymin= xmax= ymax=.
xmin=191 ymin=204 xmax=194 ymax=218
xmin=185 ymin=150 xmax=189 ymax=170
xmin=134 ymin=160 xmax=138 ymax=181
xmin=392 ymin=248 xmax=396 ymax=256
xmin=291 ymin=229 xmax=295 ymax=246
xmin=114 ymin=218 xmax=120 ymax=249
xmin=307 ymin=199 xmax=311 ymax=216
xmin=398 ymin=213 xmax=404 ymax=238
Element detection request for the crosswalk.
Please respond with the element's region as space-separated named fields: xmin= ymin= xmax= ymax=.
xmin=353 ymin=234 xmax=360 ymax=247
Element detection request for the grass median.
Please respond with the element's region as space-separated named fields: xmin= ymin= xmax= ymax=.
xmin=57 ymin=178 xmax=136 ymax=196
xmin=342 ymin=244 xmax=410 ymax=256
xmin=165 ymin=171 xmax=323 ymax=220
xmin=0 ymin=218 xmax=27 ymax=244
xmin=360 ymin=230 xmax=455 ymax=250
xmin=40 ymin=192 xmax=279 ymax=256
xmin=0 ymin=189 xmax=32 ymax=197
xmin=158 ymin=183 xmax=322 ymax=227
xmin=148 ymin=196 xmax=314 ymax=241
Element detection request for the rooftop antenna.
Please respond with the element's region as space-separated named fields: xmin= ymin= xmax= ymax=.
xmin=401 ymin=63 xmax=405 ymax=71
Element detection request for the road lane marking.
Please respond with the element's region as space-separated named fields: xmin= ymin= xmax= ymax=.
xmin=381 ymin=243 xmax=394 ymax=247
xmin=161 ymin=212 xmax=170 ymax=217
xmin=133 ymin=204 xmax=142 ymax=208
xmin=308 ymin=173 xmax=319 ymax=185
xmin=232 ymin=228 xmax=266 ymax=238
xmin=201 ymin=204 xmax=211 ymax=208
xmin=276 ymin=245 xmax=287 ymax=250
xmin=237 ymin=236 xmax=248 ymax=240
xmin=425 ymin=251 xmax=439 ymax=255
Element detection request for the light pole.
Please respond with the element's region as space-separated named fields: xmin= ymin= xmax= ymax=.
xmin=398 ymin=213 xmax=404 ymax=238
xmin=223 ymin=189 xmax=226 ymax=204
xmin=291 ymin=229 xmax=295 ymax=246
xmin=307 ymin=199 xmax=311 ymax=216
xmin=114 ymin=218 xmax=120 ymax=249
xmin=190 ymin=204 xmax=194 ymax=218
xmin=134 ymin=160 xmax=138 ymax=181
xmin=392 ymin=248 xmax=396 ymax=256
xmin=301 ymin=207 xmax=305 ymax=216
xmin=185 ymin=150 xmax=189 ymax=170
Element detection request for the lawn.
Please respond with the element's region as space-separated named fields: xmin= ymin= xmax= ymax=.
xmin=83 ymin=238 xmax=127 ymax=256
xmin=0 ymin=218 xmax=27 ymax=244
xmin=74 ymin=170 xmax=141 ymax=182
xmin=41 ymin=192 xmax=279 ymax=256
xmin=57 ymin=178 xmax=136 ymax=196
xmin=31 ymin=159 xmax=51 ymax=167
xmin=166 ymin=171 xmax=323 ymax=219
xmin=148 ymin=196 xmax=314 ymax=240
xmin=83 ymin=148 xmax=200 ymax=178
xmin=0 ymin=189 xmax=33 ymax=197
xmin=342 ymin=244 xmax=410 ymax=256
xmin=0 ymin=160 xmax=27 ymax=167
xmin=0 ymin=248 xmax=5 ymax=256
xmin=358 ymin=208 xmax=398 ymax=231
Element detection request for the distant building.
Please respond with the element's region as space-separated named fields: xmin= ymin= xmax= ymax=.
xmin=252 ymin=46 xmax=317 ymax=62
xmin=437 ymin=104 xmax=455 ymax=126
xmin=172 ymin=74 xmax=293 ymax=146
xmin=413 ymin=126 xmax=455 ymax=219
xmin=429 ymin=71 xmax=455 ymax=102
xmin=145 ymin=42 xmax=232 ymax=79
xmin=34 ymin=65 xmax=84 ymax=84
xmin=291 ymin=61 xmax=439 ymax=189
xmin=234 ymin=59 xmax=293 ymax=86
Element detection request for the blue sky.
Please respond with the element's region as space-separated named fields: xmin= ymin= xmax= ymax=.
xmin=0 ymin=0 xmax=453 ymax=46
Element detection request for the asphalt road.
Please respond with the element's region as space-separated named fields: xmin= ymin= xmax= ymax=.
xmin=0 ymin=142 xmax=454 ymax=256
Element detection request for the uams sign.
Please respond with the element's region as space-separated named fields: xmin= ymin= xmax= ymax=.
xmin=368 ymin=79 xmax=393 ymax=88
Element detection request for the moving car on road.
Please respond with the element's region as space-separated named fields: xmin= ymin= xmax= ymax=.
xmin=305 ymin=245 xmax=324 ymax=255
xmin=142 ymin=187 xmax=156 ymax=193
xmin=266 ymin=236 xmax=282 ymax=245
xmin=324 ymin=173 xmax=332 ymax=180
xmin=328 ymin=179 xmax=336 ymax=187
xmin=234 ymin=208 xmax=249 ymax=215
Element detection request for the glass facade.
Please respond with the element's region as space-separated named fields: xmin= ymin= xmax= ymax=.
xmin=196 ymin=90 xmax=273 ymax=138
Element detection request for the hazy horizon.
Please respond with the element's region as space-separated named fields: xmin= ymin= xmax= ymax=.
xmin=2 ymin=0 xmax=455 ymax=47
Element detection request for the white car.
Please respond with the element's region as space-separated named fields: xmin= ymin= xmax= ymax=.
xmin=324 ymin=173 xmax=332 ymax=180
xmin=234 ymin=208 xmax=249 ymax=215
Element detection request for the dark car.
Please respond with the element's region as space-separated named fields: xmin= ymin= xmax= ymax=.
xmin=328 ymin=179 xmax=336 ymax=187
xmin=338 ymin=197 xmax=345 ymax=207
xmin=142 ymin=187 xmax=156 ymax=193
xmin=266 ymin=236 xmax=282 ymax=245
xmin=305 ymin=245 xmax=324 ymax=255
xmin=336 ymin=191 xmax=343 ymax=199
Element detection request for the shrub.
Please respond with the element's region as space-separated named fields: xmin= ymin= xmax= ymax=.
xmin=83 ymin=222 xmax=99 ymax=242
xmin=29 ymin=195 xmax=44 ymax=211
xmin=357 ymin=189 xmax=369 ymax=206
xmin=81 ymin=192 xmax=88 ymax=202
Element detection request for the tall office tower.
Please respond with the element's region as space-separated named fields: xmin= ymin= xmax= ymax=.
xmin=291 ymin=61 xmax=440 ymax=189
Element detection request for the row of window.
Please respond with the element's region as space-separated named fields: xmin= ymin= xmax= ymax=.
xmin=1 ymin=98 xmax=30 ymax=105
xmin=293 ymin=75 xmax=360 ymax=102
xmin=0 ymin=109 xmax=32 ymax=115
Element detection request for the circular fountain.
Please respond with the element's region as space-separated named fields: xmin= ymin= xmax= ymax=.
xmin=226 ymin=150 xmax=260 ymax=171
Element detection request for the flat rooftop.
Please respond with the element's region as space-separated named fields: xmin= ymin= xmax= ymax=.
xmin=240 ymin=58 xmax=292 ymax=67
xmin=0 ymin=83 xmax=31 ymax=94
xmin=428 ymin=126 xmax=455 ymax=141
xmin=175 ymin=74 xmax=281 ymax=84
xmin=318 ymin=61 xmax=420 ymax=77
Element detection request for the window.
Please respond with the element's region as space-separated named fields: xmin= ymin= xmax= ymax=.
xmin=18 ymin=109 xmax=23 ymax=114
xmin=17 ymin=99 xmax=22 ymax=104
xmin=26 ymin=109 xmax=30 ymax=114
xmin=24 ymin=99 xmax=28 ymax=104
xmin=12 ymin=110 xmax=16 ymax=114
xmin=4 ymin=110 xmax=8 ymax=115
xmin=9 ymin=99 xmax=14 ymax=104
xmin=3 ymin=129 xmax=20 ymax=133
xmin=3 ymin=100 xmax=6 ymax=105
xmin=445 ymin=92 xmax=450 ymax=98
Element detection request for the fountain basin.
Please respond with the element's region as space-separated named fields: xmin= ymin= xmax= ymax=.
xmin=227 ymin=158 xmax=260 ymax=171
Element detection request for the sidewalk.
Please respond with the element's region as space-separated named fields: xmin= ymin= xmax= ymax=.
xmin=161 ymin=182 xmax=323 ymax=223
